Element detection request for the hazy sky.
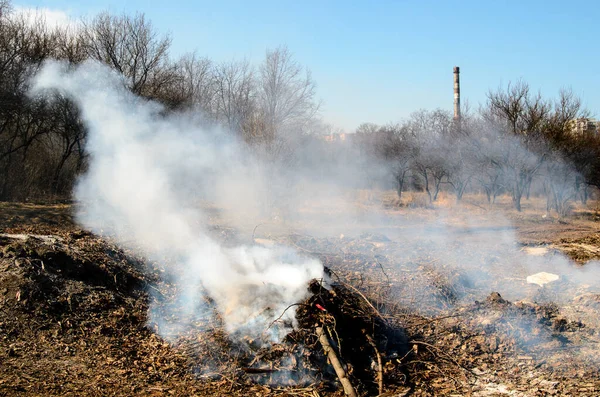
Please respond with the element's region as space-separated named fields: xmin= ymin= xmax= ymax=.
xmin=14 ymin=0 xmax=600 ymax=131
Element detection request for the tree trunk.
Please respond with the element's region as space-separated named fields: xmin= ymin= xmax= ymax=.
xmin=525 ymin=175 xmax=533 ymax=200
xmin=512 ymin=193 xmax=522 ymax=211
xmin=456 ymin=182 xmax=466 ymax=202
xmin=422 ymin=171 xmax=432 ymax=203
xmin=396 ymin=179 xmax=403 ymax=200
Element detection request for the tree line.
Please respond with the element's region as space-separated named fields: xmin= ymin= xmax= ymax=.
xmin=354 ymin=82 xmax=600 ymax=214
xmin=0 ymin=1 xmax=318 ymax=200
xmin=1 ymin=0 xmax=599 ymax=215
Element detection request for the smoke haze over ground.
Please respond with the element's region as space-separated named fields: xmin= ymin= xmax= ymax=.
xmin=31 ymin=60 xmax=323 ymax=344
xmin=30 ymin=60 xmax=600 ymax=358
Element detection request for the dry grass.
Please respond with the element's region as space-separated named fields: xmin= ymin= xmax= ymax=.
xmin=0 ymin=201 xmax=75 ymax=234
xmin=2 ymin=192 xmax=600 ymax=396
xmin=3 ymin=189 xmax=600 ymax=261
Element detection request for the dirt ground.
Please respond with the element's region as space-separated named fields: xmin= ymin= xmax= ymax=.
xmin=1 ymin=195 xmax=599 ymax=396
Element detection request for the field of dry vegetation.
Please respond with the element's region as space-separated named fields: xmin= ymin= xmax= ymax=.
xmin=2 ymin=1 xmax=600 ymax=396
xmin=1 ymin=192 xmax=600 ymax=397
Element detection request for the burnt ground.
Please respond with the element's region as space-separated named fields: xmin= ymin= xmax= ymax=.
xmin=1 ymin=201 xmax=600 ymax=396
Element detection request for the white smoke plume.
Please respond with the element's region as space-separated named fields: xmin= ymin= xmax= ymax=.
xmin=30 ymin=60 xmax=323 ymax=343
xmin=28 ymin=60 xmax=600 ymax=371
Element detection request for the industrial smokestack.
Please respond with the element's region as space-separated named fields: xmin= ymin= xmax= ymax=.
xmin=453 ymin=66 xmax=461 ymax=121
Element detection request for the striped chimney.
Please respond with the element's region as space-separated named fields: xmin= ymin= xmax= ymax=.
xmin=453 ymin=66 xmax=461 ymax=121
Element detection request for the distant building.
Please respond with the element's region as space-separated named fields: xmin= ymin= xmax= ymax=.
xmin=319 ymin=133 xmax=348 ymax=142
xmin=568 ymin=118 xmax=599 ymax=135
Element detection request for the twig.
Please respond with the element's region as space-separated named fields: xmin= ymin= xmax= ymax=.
xmin=407 ymin=360 xmax=465 ymax=390
xmin=365 ymin=333 xmax=383 ymax=396
xmin=467 ymin=201 xmax=488 ymax=211
xmin=408 ymin=312 xmax=466 ymax=326
xmin=144 ymin=280 xmax=165 ymax=299
xmin=412 ymin=341 xmax=475 ymax=375
xmin=316 ymin=326 xmax=358 ymax=397
xmin=340 ymin=280 xmax=386 ymax=323
xmin=375 ymin=258 xmax=390 ymax=284
xmin=252 ymin=223 xmax=265 ymax=241
xmin=199 ymin=372 xmax=241 ymax=388
xmin=326 ymin=316 xmax=343 ymax=356
xmin=242 ymin=367 xmax=277 ymax=374
xmin=266 ymin=303 xmax=305 ymax=329
xmin=397 ymin=344 xmax=416 ymax=363
xmin=291 ymin=241 xmax=322 ymax=254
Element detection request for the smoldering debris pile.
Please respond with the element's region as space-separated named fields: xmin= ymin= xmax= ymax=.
xmin=2 ymin=231 xmax=600 ymax=396
xmin=163 ymin=273 xmax=410 ymax=397
xmin=153 ymin=229 xmax=600 ymax=396
xmin=0 ymin=231 xmax=412 ymax=396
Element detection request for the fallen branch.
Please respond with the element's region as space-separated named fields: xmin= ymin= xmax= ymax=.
xmin=365 ymin=333 xmax=383 ymax=396
xmin=315 ymin=326 xmax=358 ymax=397
xmin=241 ymin=367 xmax=277 ymax=374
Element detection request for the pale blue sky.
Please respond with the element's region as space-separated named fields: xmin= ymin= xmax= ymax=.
xmin=14 ymin=0 xmax=600 ymax=131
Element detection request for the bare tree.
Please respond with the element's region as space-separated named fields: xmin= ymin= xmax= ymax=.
xmin=0 ymin=0 xmax=10 ymax=19
xmin=545 ymin=88 xmax=588 ymax=142
xmin=0 ymin=8 xmax=63 ymax=199
xmin=471 ymin=127 xmax=505 ymax=204
xmin=407 ymin=110 xmax=453 ymax=202
xmin=407 ymin=108 xmax=453 ymax=138
xmin=543 ymin=156 xmax=578 ymax=217
xmin=55 ymin=25 xmax=87 ymax=64
xmin=375 ymin=123 xmax=416 ymax=200
xmin=45 ymin=96 xmax=86 ymax=195
xmin=486 ymin=81 xmax=530 ymax=134
xmin=446 ymin=137 xmax=476 ymax=202
xmin=213 ymin=59 xmax=255 ymax=134
xmin=485 ymin=82 xmax=553 ymax=209
xmin=258 ymin=46 xmax=319 ymax=140
xmin=172 ymin=52 xmax=214 ymax=113
xmin=82 ymin=12 xmax=171 ymax=98
xmin=355 ymin=122 xmax=379 ymax=136
xmin=503 ymin=134 xmax=547 ymax=211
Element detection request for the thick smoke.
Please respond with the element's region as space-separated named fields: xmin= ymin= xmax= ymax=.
xmin=30 ymin=60 xmax=600 ymax=365
xmin=31 ymin=60 xmax=323 ymax=343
